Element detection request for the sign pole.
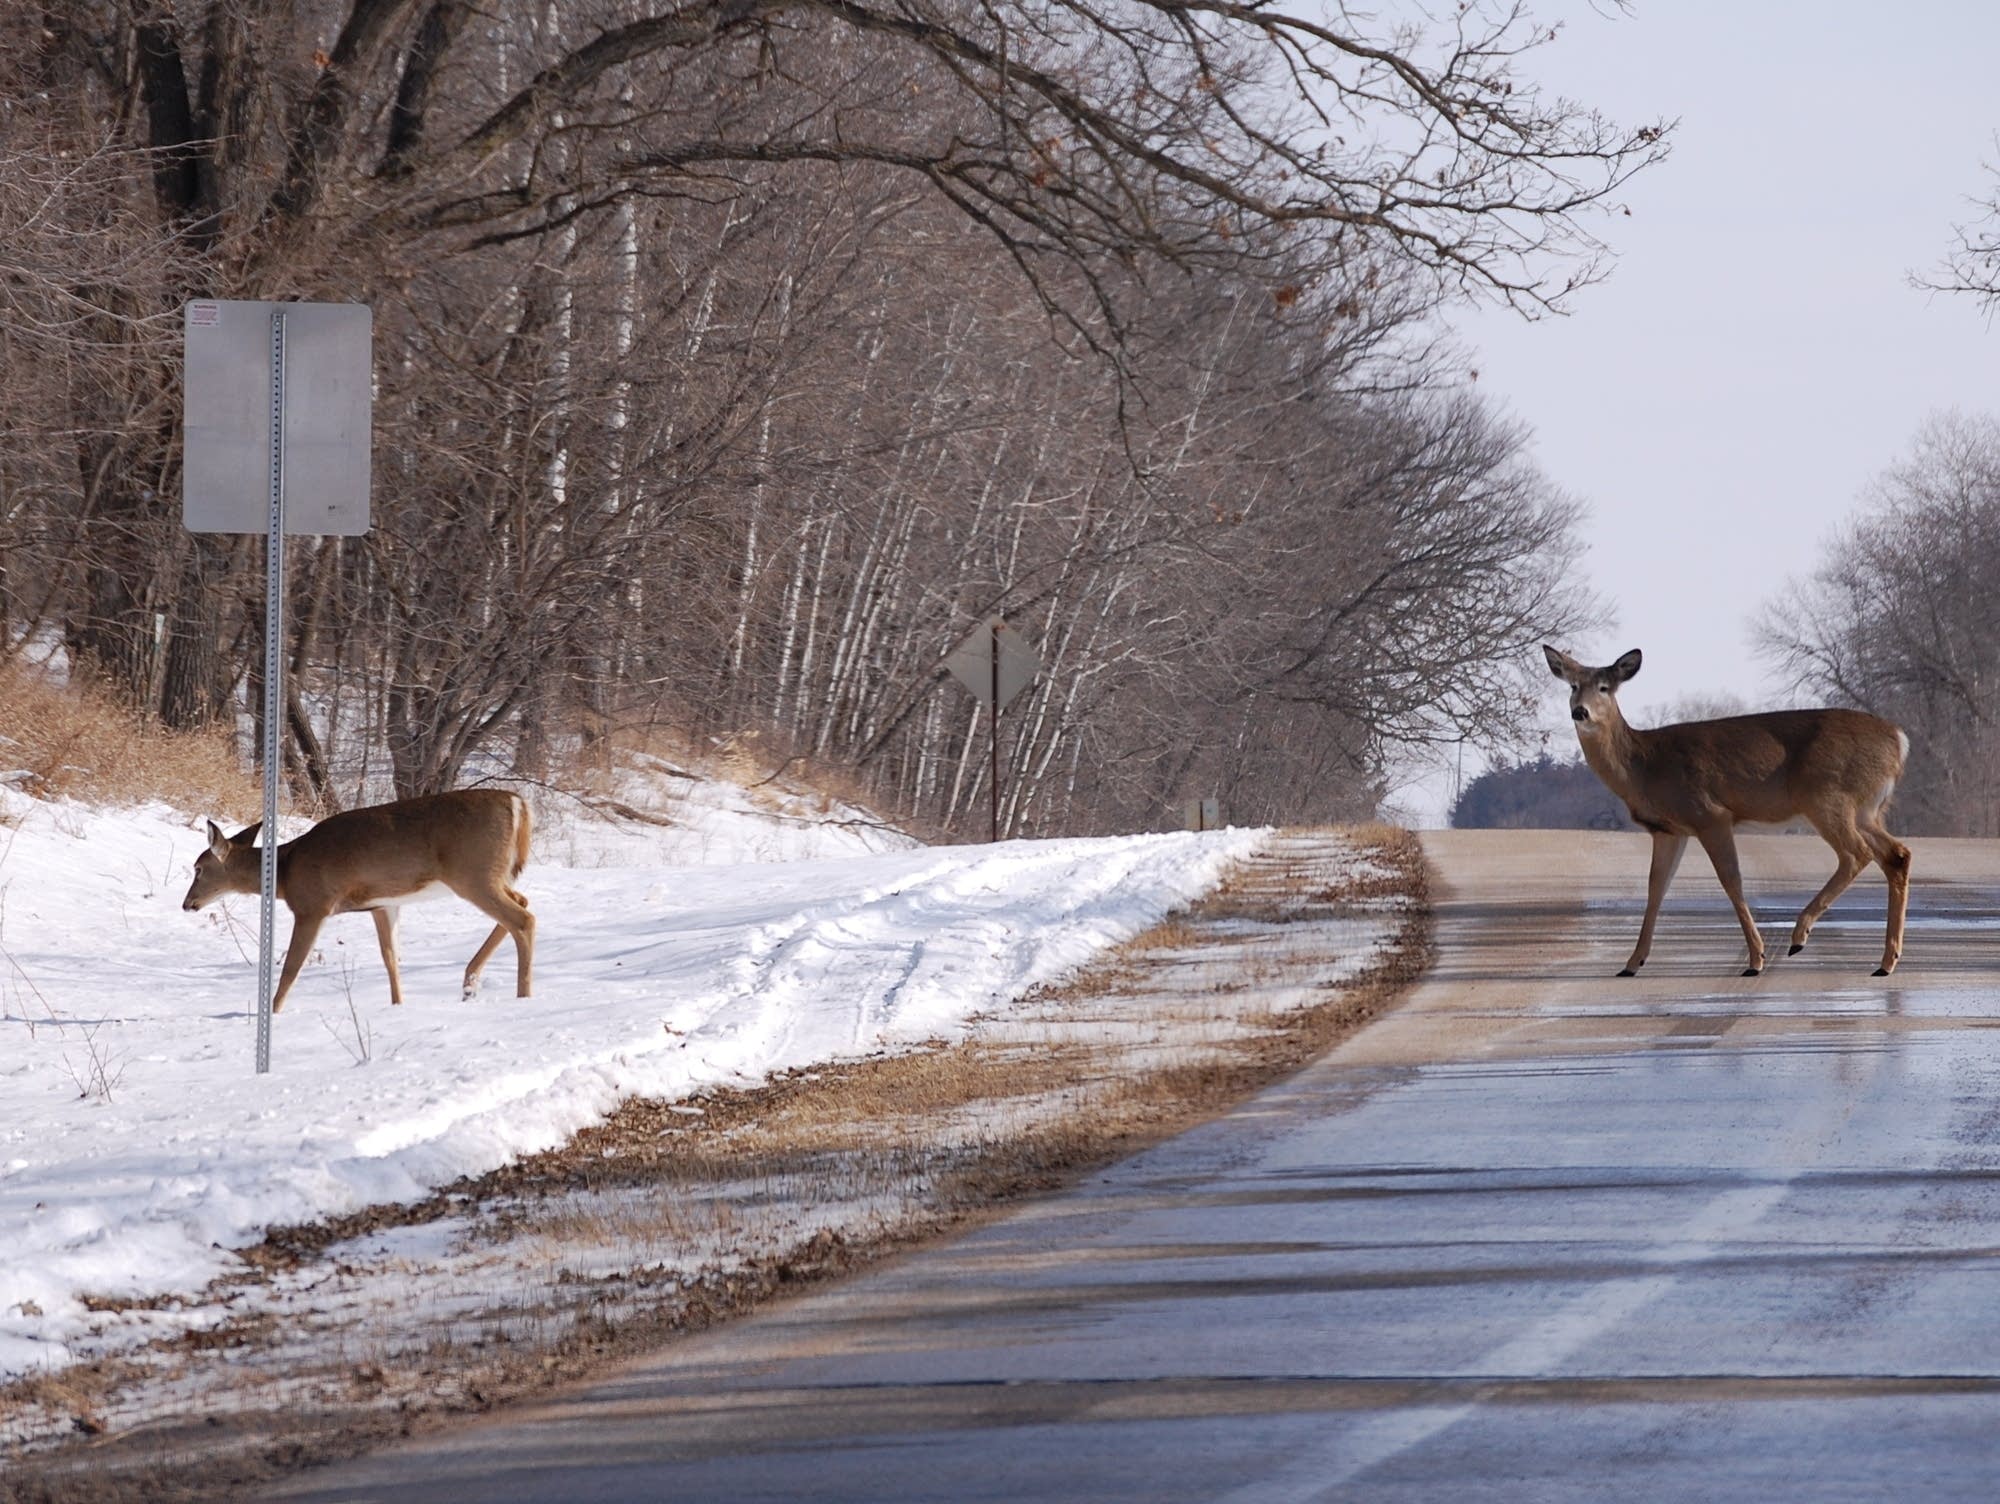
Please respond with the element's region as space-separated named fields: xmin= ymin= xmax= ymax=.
xmin=989 ymin=618 xmax=1001 ymax=843
xmin=256 ymin=311 xmax=287 ymax=1077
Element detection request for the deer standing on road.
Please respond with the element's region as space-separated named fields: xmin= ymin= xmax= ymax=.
xmin=1544 ymin=647 xmax=1911 ymax=977
xmin=182 ymin=788 xmax=535 ymax=1011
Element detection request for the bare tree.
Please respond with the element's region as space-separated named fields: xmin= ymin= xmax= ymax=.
xmin=1757 ymin=412 xmax=2000 ymax=835
xmin=1921 ymin=158 xmax=2000 ymax=311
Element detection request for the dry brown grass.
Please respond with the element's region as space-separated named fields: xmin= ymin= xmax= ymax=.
xmin=677 ymin=730 xmax=882 ymax=825
xmin=0 ymin=663 xmax=258 ymax=819
xmin=590 ymin=721 xmax=929 ymax=839
xmin=1 ymin=1361 xmax=145 ymax=1448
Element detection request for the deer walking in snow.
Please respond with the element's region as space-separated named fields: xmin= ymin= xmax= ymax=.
xmin=182 ymin=788 xmax=535 ymax=1011
xmin=1544 ymin=646 xmax=1911 ymax=977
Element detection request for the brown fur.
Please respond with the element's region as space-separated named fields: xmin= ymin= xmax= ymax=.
xmin=1544 ymin=646 xmax=1911 ymax=977
xmin=183 ymin=789 xmax=535 ymax=1011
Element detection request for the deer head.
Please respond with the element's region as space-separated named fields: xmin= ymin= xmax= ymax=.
xmin=1543 ymin=646 xmax=1642 ymax=734
xmin=182 ymin=820 xmax=264 ymax=911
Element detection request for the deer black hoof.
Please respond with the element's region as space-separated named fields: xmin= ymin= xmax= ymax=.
xmin=1617 ymin=968 xmax=1637 ymax=978
xmin=1742 ymin=967 xmax=1762 ymax=977
xmin=1788 ymin=943 xmax=1804 ymax=955
xmin=1872 ymin=966 xmax=1891 ymax=977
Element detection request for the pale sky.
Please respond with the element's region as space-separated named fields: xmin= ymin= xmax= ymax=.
xmin=1398 ymin=0 xmax=1998 ymax=823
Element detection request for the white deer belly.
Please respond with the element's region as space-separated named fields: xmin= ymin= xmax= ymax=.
xmin=356 ymin=880 xmax=453 ymax=911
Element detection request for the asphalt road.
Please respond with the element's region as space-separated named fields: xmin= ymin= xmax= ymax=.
xmin=269 ymin=830 xmax=2000 ymax=1503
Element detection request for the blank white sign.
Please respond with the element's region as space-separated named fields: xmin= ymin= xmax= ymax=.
xmin=183 ymin=299 xmax=371 ymax=536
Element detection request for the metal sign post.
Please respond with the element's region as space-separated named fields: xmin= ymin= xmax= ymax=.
xmin=257 ymin=311 xmax=288 ymax=1076
xmin=943 ymin=616 xmax=1043 ymax=842
xmin=990 ymin=629 xmax=1000 ymax=843
xmin=184 ymin=299 xmax=370 ymax=1074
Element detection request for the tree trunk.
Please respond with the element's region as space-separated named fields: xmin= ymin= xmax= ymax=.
xmin=159 ymin=535 xmax=236 ymax=728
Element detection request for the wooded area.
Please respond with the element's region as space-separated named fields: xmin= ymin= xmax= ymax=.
xmin=1759 ymin=413 xmax=2000 ymax=837
xmin=0 ymin=1 xmax=1667 ymax=834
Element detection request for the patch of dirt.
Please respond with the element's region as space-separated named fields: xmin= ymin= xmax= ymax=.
xmin=1 ymin=826 xmax=1430 ymax=1504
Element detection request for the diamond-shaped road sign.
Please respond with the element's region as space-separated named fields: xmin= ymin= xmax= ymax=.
xmin=945 ymin=618 xmax=1041 ymax=711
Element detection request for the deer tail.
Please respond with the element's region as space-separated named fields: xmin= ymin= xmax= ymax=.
xmin=511 ymin=793 xmax=533 ymax=880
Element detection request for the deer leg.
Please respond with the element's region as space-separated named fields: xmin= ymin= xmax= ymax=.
xmin=272 ymin=912 xmax=325 ymax=1014
xmin=1621 ymin=831 xmax=1687 ymax=976
xmin=457 ymin=886 xmax=534 ymax=999
xmin=1790 ymin=822 xmax=1866 ymax=957
xmin=371 ymin=907 xmax=405 ymax=1007
xmin=508 ymin=890 xmax=534 ymax=998
xmin=1694 ymin=824 xmax=1764 ymax=976
xmin=1860 ymin=824 xmax=1913 ymax=976
xmin=462 ymin=924 xmax=507 ymax=999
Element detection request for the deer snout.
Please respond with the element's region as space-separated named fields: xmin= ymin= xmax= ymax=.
xmin=1571 ymin=705 xmax=1589 ymax=723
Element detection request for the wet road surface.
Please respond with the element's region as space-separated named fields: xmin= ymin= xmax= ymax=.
xmin=269 ymin=831 xmax=2000 ymax=1502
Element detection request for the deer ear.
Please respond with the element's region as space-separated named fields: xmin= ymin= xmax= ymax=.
xmin=206 ymin=820 xmax=230 ymax=859
xmin=230 ymin=821 xmax=263 ymax=848
xmin=1611 ymin=649 xmax=1643 ymax=684
xmin=1542 ymin=645 xmax=1579 ymax=682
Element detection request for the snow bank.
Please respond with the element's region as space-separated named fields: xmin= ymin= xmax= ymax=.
xmin=0 ymin=784 xmax=1260 ymax=1376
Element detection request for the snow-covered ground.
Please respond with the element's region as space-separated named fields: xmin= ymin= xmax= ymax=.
xmin=0 ymin=777 xmax=1261 ymax=1379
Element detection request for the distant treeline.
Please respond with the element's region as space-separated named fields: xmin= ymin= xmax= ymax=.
xmin=1451 ymin=755 xmax=1629 ymax=832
